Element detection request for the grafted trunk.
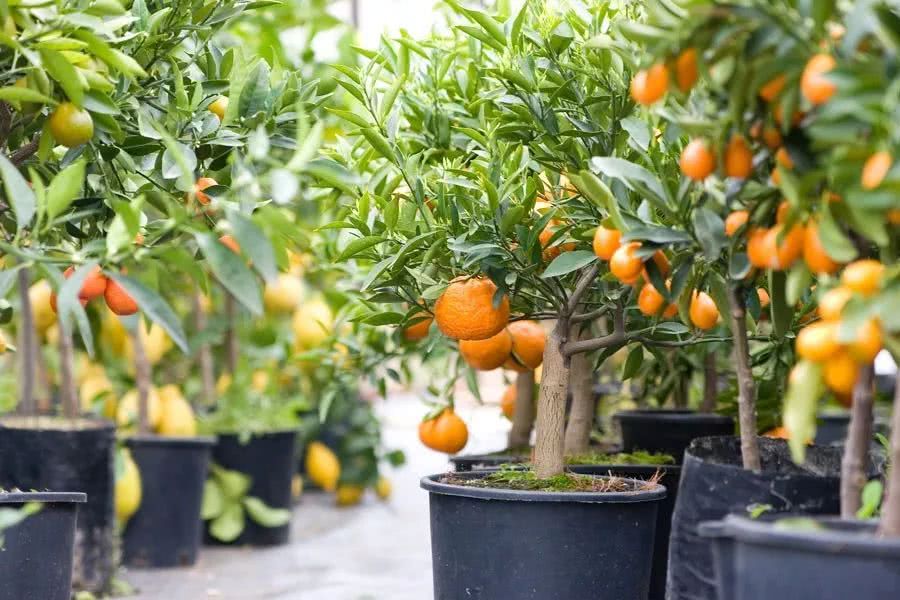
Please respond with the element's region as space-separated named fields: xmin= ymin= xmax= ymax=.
xmin=878 ymin=371 xmax=900 ymax=537
xmin=129 ymin=324 xmax=152 ymax=435
xmin=224 ymin=292 xmax=238 ymax=374
xmin=533 ymin=321 xmax=570 ymax=479
xmin=563 ymin=326 xmax=594 ymax=455
xmin=16 ymin=268 xmax=36 ymax=416
xmin=507 ymin=370 xmax=535 ymax=449
xmin=701 ymin=351 xmax=717 ymax=412
xmin=192 ymin=291 xmax=215 ymax=405
xmin=726 ymin=286 xmax=761 ymax=472
xmin=841 ymin=365 xmax=874 ymax=519
xmin=57 ymin=320 xmax=78 ymax=419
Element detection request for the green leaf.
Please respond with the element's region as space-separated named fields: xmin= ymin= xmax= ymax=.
xmin=209 ymin=504 xmax=245 ymax=543
xmin=243 ymin=496 xmax=291 ymax=527
xmin=0 ymin=86 xmax=56 ymax=106
xmin=575 ymin=170 xmax=627 ymax=231
xmin=200 ymin=479 xmax=225 ymax=520
xmin=817 ymin=201 xmax=858 ymax=261
xmin=45 ymin=159 xmax=85 ymax=223
xmin=195 ymin=233 xmax=263 ymax=316
xmin=0 ymin=154 xmax=36 ymax=231
xmin=105 ymin=272 xmax=190 ymax=351
xmin=337 ymin=235 xmax=386 ymax=262
xmin=39 ymin=49 xmax=83 ymax=105
xmin=324 ymin=107 xmax=370 ymax=129
xmin=692 ymin=208 xmax=726 ymax=259
xmin=857 ymin=480 xmax=883 ymax=519
xmin=360 ymin=128 xmax=396 ymax=163
xmin=541 ymin=251 xmax=597 ymax=278
xmin=768 ymin=271 xmax=792 ymax=340
xmin=227 ymin=210 xmax=277 ymax=283
xmin=622 ymin=346 xmax=643 ymax=380
xmin=623 ymin=226 xmax=692 ymax=245
xmin=211 ymin=464 xmax=252 ymax=500
xmin=589 ymin=157 xmax=668 ymax=207
xmin=783 ymin=360 xmax=824 ymax=463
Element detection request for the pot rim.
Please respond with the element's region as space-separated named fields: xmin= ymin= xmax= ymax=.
xmin=614 ymin=409 xmax=734 ymax=424
xmin=0 ymin=415 xmax=115 ymax=432
xmin=123 ymin=434 xmax=217 ymax=448
xmin=0 ymin=491 xmax=86 ymax=504
xmin=420 ymin=472 xmax=666 ymax=504
xmin=214 ymin=428 xmax=301 ymax=439
xmin=704 ymin=514 xmax=900 ymax=557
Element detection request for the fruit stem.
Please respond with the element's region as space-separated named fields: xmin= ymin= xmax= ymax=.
xmin=533 ymin=319 xmax=569 ymax=479
xmin=564 ymin=323 xmax=595 ymax=455
xmin=841 ymin=365 xmax=874 ymax=519
xmin=129 ymin=322 xmax=152 ymax=435
xmin=224 ymin=291 xmax=238 ymax=374
xmin=877 ymin=371 xmax=900 ymax=537
xmin=16 ymin=267 xmax=36 ymax=417
xmin=192 ymin=290 xmax=215 ymax=406
xmin=701 ymin=350 xmax=718 ymax=412
xmin=726 ymin=285 xmax=761 ymax=472
xmin=507 ymin=369 xmax=535 ymax=449
xmin=56 ymin=318 xmax=78 ymax=420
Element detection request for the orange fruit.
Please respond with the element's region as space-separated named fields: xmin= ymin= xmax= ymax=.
xmin=759 ymin=74 xmax=786 ymax=102
xmin=434 ymin=277 xmax=510 ymax=340
xmin=460 ymin=329 xmax=513 ymax=371
xmin=418 ymin=409 xmax=468 ymax=454
xmin=49 ymin=102 xmax=94 ymax=148
xmin=823 ymin=351 xmax=859 ymax=396
xmin=848 ymin=318 xmax=882 ymax=364
xmin=768 ymin=224 xmax=804 ymax=270
xmin=803 ymin=221 xmax=840 ymax=274
xmin=757 ymin=288 xmax=770 ymax=308
xmin=841 ymin=259 xmax=884 ymax=296
xmin=861 ymin=151 xmax=892 ymax=190
xmin=630 ymin=63 xmax=669 ymax=105
xmin=818 ymin=286 xmax=852 ymax=321
xmin=539 ymin=221 xmax=574 ymax=261
xmin=747 ymin=227 xmax=771 ymax=268
xmin=642 ymin=250 xmax=670 ymax=283
xmin=501 ymin=385 xmax=516 ymax=420
xmin=761 ymin=127 xmax=783 ymax=149
xmin=403 ymin=315 xmax=432 ymax=342
xmin=675 ymin=48 xmax=699 ymax=92
xmin=104 ymin=279 xmax=139 ymax=316
xmin=775 ymin=148 xmax=794 ymax=171
xmin=638 ymin=281 xmax=677 ymax=318
xmin=724 ymin=135 xmax=753 ymax=179
xmin=796 ymin=321 xmax=839 ymax=362
xmin=609 ymin=242 xmax=644 ymax=283
xmin=764 ymin=426 xmax=790 ymax=440
xmin=209 ymin=96 xmax=229 ymax=120
xmin=773 ymin=105 xmax=803 ymax=127
xmin=801 ymin=53 xmax=837 ymax=105
xmin=193 ymin=177 xmax=218 ymax=205
xmin=889 ymin=209 xmax=900 ymax=225
xmin=219 ymin=234 xmax=240 ymax=254
xmin=689 ymin=291 xmax=719 ymax=330
xmin=592 ymin=226 xmax=622 ymax=260
xmin=63 ymin=265 xmax=108 ymax=301
xmin=725 ymin=210 xmax=749 ymax=236
xmin=504 ymin=320 xmax=546 ymax=371
xmin=775 ymin=200 xmax=791 ymax=224
xmin=680 ymin=138 xmax=716 ymax=181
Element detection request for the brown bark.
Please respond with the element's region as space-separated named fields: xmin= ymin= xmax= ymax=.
xmin=726 ymin=286 xmax=761 ymax=472
xmin=878 ymin=371 xmax=900 ymax=537
xmin=533 ymin=320 xmax=570 ymax=478
xmin=224 ymin=292 xmax=238 ymax=374
xmin=564 ymin=326 xmax=595 ymax=455
xmin=701 ymin=351 xmax=718 ymax=412
xmin=192 ymin=291 xmax=215 ymax=405
xmin=507 ymin=370 xmax=535 ymax=449
xmin=34 ymin=343 xmax=51 ymax=413
xmin=673 ymin=372 xmax=688 ymax=409
xmin=56 ymin=319 xmax=78 ymax=419
xmin=16 ymin=268 xmax=36 ymax=416
xmin=841 ymin=365 xmax=874 ymax=519
xmin=129 ymin=323 xmax=152 ymax=435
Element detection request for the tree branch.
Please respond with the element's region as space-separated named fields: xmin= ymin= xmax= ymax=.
xmin=9 ymin=134 xmax=40 ymax=167
xmin=565 ymin=262 xmax=601 ymax=316
xmin=562 ymin=302 xmax=625 ymax=356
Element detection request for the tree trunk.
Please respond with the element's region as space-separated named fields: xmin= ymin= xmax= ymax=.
xmin=192 ymin=290 xmax=215 ymax=406
xmin=564 ymin=327 xmax=594 ymax=455
xmin=129 ymin=323 xmax=152 ymax=435
xmin=673 ymin=374 xmax=688 ymax=409
xmin=533 ymin=321 xmax=570 ymax=478
xmin=224 ymin=292 xmax=238 ymax=374
xmin=877 ymin=371 xmax=900 ymax=537
xmin=16 ymin=268 xmax=36 ymax=417
xmin=56 ymin=319 xmax=78 ymax=419
xmin=726 ymin=286 xmax=761 ymax=472
xmin=507 ymin=370 xmax=535 ymax=449
xmin=840 ymin=365 xmax=874 ymax=519
xmin=34 ymin=342 xmax=51 ymax=413
xmin=701 ymin=350 xmax=718 ymax=412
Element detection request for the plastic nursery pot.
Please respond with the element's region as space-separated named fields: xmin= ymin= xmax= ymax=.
xmin=0 ymin=491 xmax=86 ymax=600
xmin=614 ymin=409 xmax=735 ymax=463
xmin=421 ymin=472 xmax=666 ymax=600
xmin=206 ymin=430 xmax=298 ymax=546
xmin=571 ymin=464 xmax=680 ymax=600
xmin=122 ymin=435 xmax=215 ymax=568
xmin=0 ymin=417 xmax=115 ymax=594
xmin=814 ymin=411 xmax=851 ymax=446
xmin=450 ymin=442 xmax=623 ymax=472
xmin=667 ymin=436 xmax=843 ymax=600
xmin=700 ymin=515 xmax=900 ymax=599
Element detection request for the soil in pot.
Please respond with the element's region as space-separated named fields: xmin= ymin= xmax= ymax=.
xmin=614 ymin=409 xmax=735 ymax=462
xmin=0 ymin=491 xmax=86 ymax=600
xmin=667 ymin=435 xmax=845 ymax=600
xmin=450 ymin=441 xmax=624 ymax=472
xmin=700 ymin=515 xmax=900 ymax=599
xmin=122 ymin=435 xmax=215 ymax=568
xmin=205 ymin=430 xmax=297 ymax=546
xmin=422 ymin=470 xmax=665 ymax=600
xmin=0 ymin=417 xmax=115 ymax=594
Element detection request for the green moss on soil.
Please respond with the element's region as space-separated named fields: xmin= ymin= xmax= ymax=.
xmin=443 ymin=467 xmax=657 ymax=493
xmin=565 ymin=450 xmax=675 ymax=466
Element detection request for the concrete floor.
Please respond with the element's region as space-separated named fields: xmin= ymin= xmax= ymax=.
xmin=127 ymin=391 xmax=510 ymax=600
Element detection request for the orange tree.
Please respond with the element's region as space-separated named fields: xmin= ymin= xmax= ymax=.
xmin=628 ymin=0 xmax=900 ymax=531
xmin=319 ymin=0 xmax=746 ymax=477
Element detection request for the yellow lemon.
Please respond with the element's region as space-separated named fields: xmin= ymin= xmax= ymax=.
xmin=335 ymin=484 xmax=364 ymax=507
xmin=79 ymin=373 xmax=114 ymax=413
xmin=116 ymin=387 xmax=162 ymax=430
xmin=375 ymin=477 xmax=392 ymax=501
xmin=29 ymin=280 xmax=56 ymax=335
xmin=292 ymin=298 xmax=333 ymax=350
xmin=305 ymin=441 xmax=340 ymax=492
xmin=291 ymin=474 xmax=304 ymax=500
xmin=264 ymin=274 xmax=305 ymax=314
xmin=250 ymin=370 xmax=270 ymax=392
xmin=216 ymin=373 xmax=232 ymax=395
xmin=100 ymin=308 xmax=128 ymax=356
xmin=115 ymin=448 xmax=142 ymax=524
xmin=157 ymin=385 xmax=197 ymax=436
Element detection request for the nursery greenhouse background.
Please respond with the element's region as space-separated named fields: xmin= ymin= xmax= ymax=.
xmin=0 ymin=1 xmax=898 ymax=600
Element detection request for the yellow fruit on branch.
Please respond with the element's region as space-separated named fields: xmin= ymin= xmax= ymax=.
xmin=292 ymin=298 xmax=334 ymax=349
xmin=305 ymin=441 xmax=340 ymax=491
xmin=264 ymin=274 xmax=305 ymax=314
xmin=157 ymin=385 xmax=197 ymax=437
xmin=79 ymin=373 xmax=114 ymax=414
xmin=375 ymin=476 xmax=392 ymax=500
xmin=115 ymin=448 xmax=142 ymax=525
xmin=116 ymin=387 xmax=162 ymax=430
xmin=28 ymin=280 xmax=57 ymax=335
xmin=49 ymin=102 xmax=94 ymax=148
xmin=335 ymin=484 xmax=364 ymax=506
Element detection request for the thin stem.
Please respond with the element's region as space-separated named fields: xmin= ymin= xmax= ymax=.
xmin=224 ymin=291 xmax=238 ymax=374
xmin=562 ymin=302 xmax=625 ymax=356
xmin=129 ymin=323 xmax=152 ymax=435
xmin=701 ymin=350 xmax=718 ymax=412
xmin=878 ymin=371 xmax=900 ymax=537
xmin=566 ymin=262 xmax=601 ymax=316
xmin=507 ymin=370 xmax=536 ymax=449
xmin=16 ymin=268 xmax=36 ymax=416
xmin=57 ymin=319 xmax=78 ymax=419
xmin=841 ymin=365 xmax=874 ymax=519
xmin=726 ymin=285 xmax=761 ymax=472
xmin=9 ymin=134 xmax=39 ymax=166
xmin=191 ymin=290 xmax=215 ymax=406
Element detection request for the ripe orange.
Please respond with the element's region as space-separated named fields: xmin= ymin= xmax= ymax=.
xmin=49 ymin=102 xmax=94 ymax=148
xmin=796 ymin=321 xmax=839 ymax=362
xmin=801 ymin=54 xmax=837 ymax=105
xmin=759 ymin=74 xmax=786 ymax=102
xmin=435 ymin=277 xmax=510 ymax=341
xmin=689 ymin=291 xmax=719 ymax=330
xmin=104 ymin=279 xmax=139 ymax=316
xmin=775 ymin=148 xmax=794 ymax=171
xmin=775 ymin=200 xmax=791 ymax=224
xmin=861 ymin=151 xmax=892 ymax=190
xmin=889 ymin=209 xmax=900 ymax=225
xmin=773 ymin=104 xmax=803 ymax=127
xmin=848 ymin=318 xmax=882 ymax=364
xmin=504 ymin=320 xmax=546 ymax=371
xmin=209 ymin=96 xmax=229 ymax=120
xmin=841 ymin=259 xmax=884 ymax=296
xmin=823 ymin=351 xmax=859 ymax=396
xmin=609 ymin=242 xmax=644 ymax=283
xmin=818 ymin=286 xmax=851 ymax=321
xmin=751 ymin=121 xmax=783 ymax=149
xmin=724 ymin=135 xmax=753 ymax=179
xmin=725 ymin=210 xmax=749 ymax=236
xmin=675 ymin=48 xmax=699 ymax=92
xmin=539 ymin=221 xmax=575 ymax=261
xmin=642 ymin=250 xmax=670 ymax=282
xmin=768 ymin=224 xmax=804 ymax=270
xmin=803 ymin=221 xmax=840 ymax=274
xmin=680 ymin=139 xmax=716 ymax=181
xmin=592 ymin=226 xmax=622 ymax=260
xmin=193 ymin=177 xmax=218 ymax=205
xmin=63 ymin=265 xmax=108 ymax=301
xmin=501 ymin=385 xmax=516 ymax=420
xmin=403 ymin=315 xmax=432 ymax=342
xmin=418 ymin=409 xmax=468 ymax=454
xmin=757 ymin=288 xmax=770 ymax=308
xmin=638 ymin=282 xmax=677 ymax=318
xmin=460 ymin=329 xmax=513 ymax=371
xmin=630 ymin=63 xmax=669 ymax=105
xmin=747 ymin=227 xmax=771 ymax=268
xmin=219 ymin=234 xmax=240 ymax=254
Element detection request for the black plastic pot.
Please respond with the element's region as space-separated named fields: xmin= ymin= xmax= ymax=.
xmin=614 ymin=410 xmax=735 ymax=462
xmin=122 ymin=435 xmax=215 ymax=567
xmin=450 ymin=442 xmax=623 ymax=472
xmin=666 ymin=436 xmax=843 ymax=600
xmin=422 ymin=472 xmax=666 ymax=600
xmin=0 ymin=491 xmax=85 ymax=600
xmin=814 ymin=411 xmax=850 ymax=445
xmin=206 ymin=430 xmax=297 ymax=546
xmin=0 ymin=417 xmax=115 ymax=594
xmin=571 ymin=464 xmax=680 ymax=600
xmin=700 ymin=515 xmax=900 ymax=599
